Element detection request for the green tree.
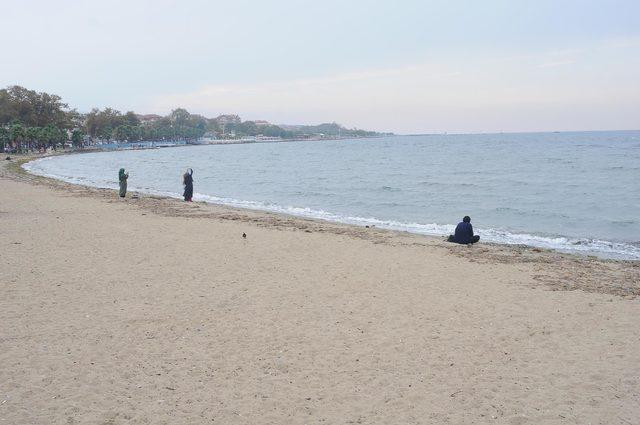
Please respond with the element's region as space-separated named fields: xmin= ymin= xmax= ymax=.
xmin=71 ymin=129 xmax=85 ymax=147
xmin=10 ymin=123 xmax=26 ymax=152
xmin=123 ymin=111 xmax=140 ymax=126
xmin=85 ymin=107 xmax=124 ymax=140
xmin=0 ymin=86 xmax=72 ymax=128
xmin=25 ymin=126 xmax=41 ymax=151
xmin=113 ymin=125 xmax=131 ymax=142
xmin=54 ymin=126 xmax=68 ymax=148
xmin=170 ymin=108 xmax=190 ymax=128
xmin=0 ymin=127 xmax=9 ymax=152
xmin=41 ymin=124 xmax=62 ymax=149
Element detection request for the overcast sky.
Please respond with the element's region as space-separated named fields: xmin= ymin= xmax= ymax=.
xmin=1 ymin=0 xmax=639 ymax=133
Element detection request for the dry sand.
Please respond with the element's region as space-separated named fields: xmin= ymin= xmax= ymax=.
xmin=1 ymin=157 xmax=639 ymax=424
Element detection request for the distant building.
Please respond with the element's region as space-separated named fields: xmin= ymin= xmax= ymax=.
xmin=254 ymin=120 xmax=270 ymax=127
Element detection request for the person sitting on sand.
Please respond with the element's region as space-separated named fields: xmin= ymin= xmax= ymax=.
xmin=183 ymin=168 xmax=194 ymax=202
xmin=448 ymin=215 xmax=480 ymax=244
xmin=118 ymin=168 xmax=128 ymax=198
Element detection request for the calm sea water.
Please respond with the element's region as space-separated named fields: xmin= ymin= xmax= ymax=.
xmin=25 ymin=131 xmax=640 ymax=259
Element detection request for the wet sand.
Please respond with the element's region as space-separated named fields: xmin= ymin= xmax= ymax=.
xmin=1 ymin=156 xmax=638 ymax=424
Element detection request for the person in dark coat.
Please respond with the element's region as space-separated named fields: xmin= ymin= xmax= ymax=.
xmin=183 ymin=168 xmax=193 ymax=201
xmin=448 ymin=215 xmax=480 ymax=244
xmin=118 ymin=168 xmax=128 ymax=198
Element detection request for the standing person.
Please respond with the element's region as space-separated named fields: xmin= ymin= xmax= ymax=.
xmin=118 ymin=168 xmax=128 ymax=198
xmin=183 ymin=168 xmax=193 ymax=202
xmin=448 ymin=215 xmax=480 ymax=244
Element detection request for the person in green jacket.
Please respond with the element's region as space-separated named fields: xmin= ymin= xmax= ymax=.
xmin=118 ymin=168 xmax=128 ymax=198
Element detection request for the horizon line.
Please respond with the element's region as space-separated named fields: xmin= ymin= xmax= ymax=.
xmin=395 ymin=128 xmax=640 ymax=137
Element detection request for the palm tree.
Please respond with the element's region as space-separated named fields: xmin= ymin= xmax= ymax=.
xmin=9 ymin=123 xmax=25 ymax=152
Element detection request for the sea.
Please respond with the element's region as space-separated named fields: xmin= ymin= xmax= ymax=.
xmin=23 ymin=131 xmax=640 ymax=260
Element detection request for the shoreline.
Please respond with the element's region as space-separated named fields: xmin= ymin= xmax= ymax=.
xmin=1 ymin=152 xmax=639 ymax=423
xmin=20 ymin=150 xmax=640 ymax=261
xmin=4 ymin=153 xmax=639 ymax=298
xmin=76 ymin=134 xmax=391 ymax=152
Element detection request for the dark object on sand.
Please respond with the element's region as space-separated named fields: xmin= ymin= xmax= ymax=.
xmin=448 ymin=215 xmax=480 ymax=244
xmin=242 ymin=232 xmax=246 ymax=238
xmin=5 ymin=156 xmax=11 ymax=161
xmin=183 ymin=168 xmax=193 ymax=201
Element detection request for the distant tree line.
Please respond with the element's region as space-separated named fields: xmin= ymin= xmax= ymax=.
xmin=0 ymin=86 xmax=83 ymax=152
xmin=84 ymin=107 xmax=208 ymax=142
xmin=1 ymin=85 xmax=387 ymax=153
xmin=283 ymin=122 xmax=381 ymax=138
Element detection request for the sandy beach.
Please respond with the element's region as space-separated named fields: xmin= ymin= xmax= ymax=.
xmin=1 ymin=156 xmax=639 ymax=424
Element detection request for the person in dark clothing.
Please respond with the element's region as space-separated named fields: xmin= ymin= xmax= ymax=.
xmin=118 ymin=168 xmax=128 ymax=198
xmin=448 ymin=216 xmax=480 ymax=244
xmin=183 ymin=168 xmax=193 ymax=201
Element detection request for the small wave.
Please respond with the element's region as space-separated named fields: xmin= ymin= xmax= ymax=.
xmin=418 ymin=181 xmax=478 ymax=188
xmin=177 ymin=192 xmax=640 ymax=259
xmin=478 ymin=228 xmax=640 ymax=259
xmin=23 ymin=159 xmax=119 ymax=190
xmin=292 ymin=190 xmax=336 ymax=198
xmin=610 ymin=219 xmax=637 ymax=225
xmin=494 ymin=206 xmax=520 ymax=212
xmin=418 ymin=181 xmax=446 ymax=187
